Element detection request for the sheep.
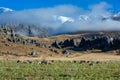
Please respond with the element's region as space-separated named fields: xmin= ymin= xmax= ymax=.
xmin=95 ymin=61 xmax=101 ymax=64
xmin=17 ymin=60 xmax=32 ymax=64
xmin=89 ymin=63 xmax=94 ymax=66
xmin=79 ymin=60 xmax=86 ymax=64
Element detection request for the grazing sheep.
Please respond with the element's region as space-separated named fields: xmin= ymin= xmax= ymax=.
xmin=50 ymin=60 xmax=54 ymax=63
xmin=17 ymin=60 xmax=32 ymax=64
xmin=26 ymin=60 xmax=32 ymax=64
xmin=17 ymin=60 xmax=21 ymax=63
xmin=89 ymin=62 xmax=94 ymax=66
xmin=38 ymin=61 xmax=41 ymax=64
xmin=73 ymin=60 xmax=77 ymax=63
xmin=68 ymin=61 xmax=73 ymax=63
xmin=95 ymin=61 xmax=101 ymax=64
xmin=79 ymin=60 xmax=86 ymax=64
xmin=38 ymin=60 xmax=52 ymax=65
xmin=47 ymin=61 xmax=52 ymax=64
xmin=40 ymin=59 xmax=48 ymax=64
xmin=86 ymin=61 xmax=91 ymax=63
xmin=23 ymin=61 xmax=30 ymax=64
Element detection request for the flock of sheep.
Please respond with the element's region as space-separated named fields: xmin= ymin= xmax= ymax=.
xmin=16 ymin=59 xmax=102 ymax=66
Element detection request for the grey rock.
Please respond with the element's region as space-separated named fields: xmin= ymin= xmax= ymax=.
xmin=30 ymin=51 xmax=40 ymax=57
xmin=30 ymin=40 xmax=37 ymax=44
xmin=51 ymin=41 xmax=61 ymax=49
xmin=78 ymin=36 xmax=120 ymax=51
xmin=50 ymin=48 xmax=59 ymax=54
xmin=62 ymin=50 xmax=69 ymax=55
xmin=40 ymin=59 xmax=48 ymax=64
xmin=51 ymin=39 xmax=77 ymax=48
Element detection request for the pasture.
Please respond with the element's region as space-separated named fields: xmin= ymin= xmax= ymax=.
xmin=0 ymin=60 xmax=120 ymax=80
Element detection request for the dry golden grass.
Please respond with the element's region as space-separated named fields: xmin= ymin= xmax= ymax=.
xmin=0 ymin=34 xmax=119 ymax=61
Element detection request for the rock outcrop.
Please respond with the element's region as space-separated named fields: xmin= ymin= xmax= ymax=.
xmin=51 ymin=39 xmax=77 ymax=48
xmin=0 ymin=26 xmax=47 ymax=48
xmin=51 ymin=35 xmax=120 ymax=51
xmin=0 ymin=24 xmax=50 ymax=38
xmin=78 ymin=36 xmax=120 ymax=51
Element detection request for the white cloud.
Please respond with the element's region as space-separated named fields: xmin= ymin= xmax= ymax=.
xmin=0 ymin=2 xmax=119 ymax=34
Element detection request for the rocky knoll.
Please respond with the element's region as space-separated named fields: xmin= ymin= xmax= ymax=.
xmin=0 ymin=26 xmax=12 ymax=35
xmin=0 ymin=26 xmax=47 ymax=48
xmin=0 ymin=25 xmax=119 ymax=53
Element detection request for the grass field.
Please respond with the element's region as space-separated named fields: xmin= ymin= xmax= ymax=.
xmin=0 ymin=60 xmax=120 ymax=80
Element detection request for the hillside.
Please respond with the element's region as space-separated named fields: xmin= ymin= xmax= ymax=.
xmin=0 ymin=26 xmax=119 ymax=61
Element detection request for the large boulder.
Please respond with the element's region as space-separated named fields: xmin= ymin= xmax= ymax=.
xmin=29 ymin=51 xmax=40 ymax=57
xmin=51 ymin=39 xmax=77 ymax=48
xmin=62 ymin=39 xmax=77 ymax=48
xmin=51 ymin=41 xmax=61 ymax=49
xmin=112 ymin=38 xmax=120 ymax=49
xmin=79 ymin=37 xmax=88 ymax=51
xmin=62 ymin=50 xmax=70 ymax=55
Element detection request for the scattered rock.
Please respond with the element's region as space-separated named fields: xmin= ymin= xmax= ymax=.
xmin=50 ymin=48 xmax=59 ymax=54
xmin=62 ymin=50 xmax=69 ymax=55
xmin=116 ymin=49 xmax=120 ymax=55
xmin=5 ymin=44 xmax=11 ymax=46
xmin=30 ymin=51 xmax=40 ymax=57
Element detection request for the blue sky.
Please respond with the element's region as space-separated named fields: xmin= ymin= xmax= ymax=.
xmin=0 ymin=0 xmax=119 ymax=11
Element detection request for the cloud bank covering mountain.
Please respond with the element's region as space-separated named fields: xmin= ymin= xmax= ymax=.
xmin=0 ymin=2 xmax=120 ymax=34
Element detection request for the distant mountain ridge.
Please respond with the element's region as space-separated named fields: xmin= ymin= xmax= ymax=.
xmin=0 ymin=7 xmax=119 ymax=37
xmin=0 ymin=7 xmax=119 ymax=23
xmin=0 ymin=7 xmax=14 ymax=13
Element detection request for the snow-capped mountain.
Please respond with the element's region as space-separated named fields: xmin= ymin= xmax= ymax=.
xmin=0 ymin=7 xmax=14 ymax=13
xmin=0 ymin=7 xmax=119 ymax=23
xmin=54 ymin=16 xmax=74 ymax=23
xmin=113 ymin=12 xmax=120 ymax=17
xmin=78 ymin=15 xmax=89 ymax=21
xmin=111 ymin=12 xmax=120 ymax=21
xmin=54 ymin=12 xmax=120 ymax=23
xmin=101 ymin=12 xmax=120 ymax=21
